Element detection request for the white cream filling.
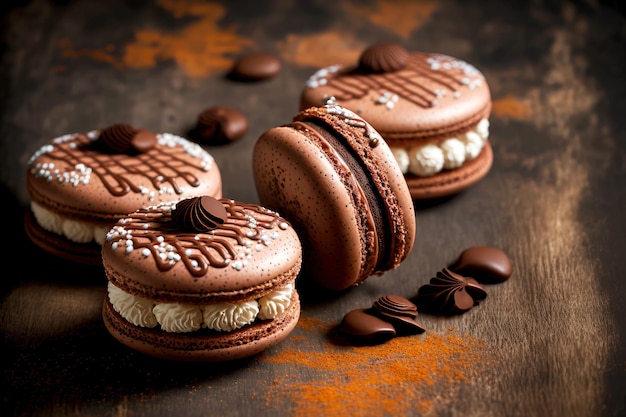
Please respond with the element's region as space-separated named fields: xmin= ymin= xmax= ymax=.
xmin=391 ymin=119 xmax=489 ymax=177
xmin=30 ymin=201 xmax=110 ymax=245
xmin=107 ymin=282 xmax=293 ymax=333
xmin=258 ymin=285 xmax=293 ymax=320
xmin=203 ymin=301 xmax=259 ymax=332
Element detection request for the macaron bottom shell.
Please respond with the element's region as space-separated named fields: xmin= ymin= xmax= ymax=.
xmin=102 ymin=290 xmax=300 ymax=362
xmin=23 ymin=210 xmax=104 ymax=266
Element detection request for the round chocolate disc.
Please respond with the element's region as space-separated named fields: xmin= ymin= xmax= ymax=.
xmin=131 ymin=129 xmax=158 ymax=153
xmin=231 ymin=52 xmax=281 ymax=81
xmin=358 ymin=43 xmax=409 ymax=73
xmin=173 ymin=196 xmax=228 ymax=232
xmin=194 ymin=106 xmax=248 ymax=144
xmin=453 ymin=246 xmax=512 ymax=284
xmin=338 ymin=308 xmax=396 ymax=344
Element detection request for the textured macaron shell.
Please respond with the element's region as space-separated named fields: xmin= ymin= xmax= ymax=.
xmin=254 ymin=126 xmax=365 ymax=289
xmin=299 ymin=52 xmax=492 ymax=146
xmin=253 ymin=105 xmax=415 ymax=290
xmin=26 ymin=130 xmax=222 ymax=225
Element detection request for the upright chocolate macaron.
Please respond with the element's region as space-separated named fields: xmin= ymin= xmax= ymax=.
xmin=102 ymin=196 xmax=302 ymax=361
xmin=25 ymin=124 xmax=222 ymax=265
xmin=253 ymin=102 xmax=416 ymax=291
xmin=299 ymin=43 xmax=493 ymax=199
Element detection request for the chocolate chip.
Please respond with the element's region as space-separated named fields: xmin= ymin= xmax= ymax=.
xmin=338 ymin=295 xmax=427 ymax=345
xmin=415 ymin=268 xmax=487 ymax=315
xmin=193 ymin=107 xmax=248 ymax=144
xmin=373 ymin=295 xmax=417 ymax=318
xmin=338 ymin=308 xmax=396 ymax=344
xmin=358 ymin=43 xmax=409 ymax=73
xmin=230 ymin=52 xmax=281 ymax=81
xmin=131 ymin=129 xmax=158 ymax=153
xmin=98 ymin=124 xmax=157 ymax=154
xmin=172 ymin=196 xmax=228 ymax=232
xmin=371 ymin=295 xmax=425 ymax=335
xmin=452 ymin=246 xmax=512 ymax=284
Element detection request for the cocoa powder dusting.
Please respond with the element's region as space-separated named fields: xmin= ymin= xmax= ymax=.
xmin=492 ymin=94 xmax=533 ymax=119
xmin=264 ymin=315 xmax=492 ymax=416
xmin=343 ymin=0 xmax=438 ymax=39
xmin=58 ymin=0 xmax=251 ymax=78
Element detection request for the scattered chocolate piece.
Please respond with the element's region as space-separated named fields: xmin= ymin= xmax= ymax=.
xmin=452 ymin=246 xmax=512 ymax=284
xmin=172 ymin=196 xmax=228 ymax=232
xmin=338 ymin=247 xmax=512 ymax=343
xmin=338 ymin=295 xmax=426 ymax=345
xmin=98 ymin=123 xmax=157 ymax=154
xmin=371 ymin=295 xmax=425 ymax=335
xmin=416 ymin=268 xmax=487 ymax=315
xmin=338 ymin=308 xmax=396 ymax=345
xmin=193 ymin=107 xmax=248 ymax=144
xmin=230 ymin=52 xmax=281 ymax=81
xmin=358 ymin=43 xmax=409 ymax=74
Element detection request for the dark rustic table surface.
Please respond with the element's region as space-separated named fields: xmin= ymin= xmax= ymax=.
xmin=1 ymin=1 xmax=625 ymax=416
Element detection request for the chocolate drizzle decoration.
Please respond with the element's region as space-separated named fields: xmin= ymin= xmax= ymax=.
xmin=358 ymin=43 xmax=409 ymax=74
xmin=99 ymin=123 xmax=157 ymax=154
xmin=109 ymin=199 xmax=286 ymax=277
xmin=172 ymin=196 xmax=228 ymax=232
xmin=416 ymin=268 xmax=487 ymax=315
xmin=306 ymin=52 xmax=484 ymax=109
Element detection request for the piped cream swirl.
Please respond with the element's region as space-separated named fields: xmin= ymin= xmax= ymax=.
xmin=391 ymin=118 xmax=490 ymax=177
xmin=31 ymin=201 xmax=110 ymax=245
xmin=107 ymin=282 xmax=293 ymax=333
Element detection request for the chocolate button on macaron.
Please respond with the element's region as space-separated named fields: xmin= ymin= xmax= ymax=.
xmin=253 ymin=102 xmax=416 ymax=291
xmin=300 ymin=43 xmax=493 ymax=199
xmin=102 ymin=196 xmax=302 ymax=362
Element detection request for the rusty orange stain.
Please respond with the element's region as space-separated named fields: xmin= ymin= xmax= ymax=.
xmin=279 ymin=31 xmax=363 ymax=68
xmin=279 ymin=0 xmax=437 ymax=69
xmin=57 ymin=0 xmax=438 ymax=76
xmin=492 ymin=94 xmax=533 ymax=119
xmin=58 ymin=0 xmax=252 ymax=78
xmin=343 ymin=0 xmax=438 ymax=39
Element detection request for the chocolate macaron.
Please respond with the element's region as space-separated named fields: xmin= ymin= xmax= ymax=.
xmin=25 ymin=124 xmax=222 ymax=265
xmin=299 ymin=43 xmax=493 ymax=199
xmin=102 ymin=196 xmax=302 ymax=361
xmin=252 ymin=102 xmax=416 ymax=291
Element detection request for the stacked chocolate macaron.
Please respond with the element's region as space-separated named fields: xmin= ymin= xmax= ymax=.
xmin=101 ymin=196 xmax=302 ymax=361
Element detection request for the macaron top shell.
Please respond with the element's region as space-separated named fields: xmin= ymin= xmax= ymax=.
xmin=253 ymin=104 xmax=415 ymax=290
xmin=300 ymin=49 xmax=491 ymax=146
xmin=102 ymin=198 xmax=302 ymax=304
xmin=26 ymin=126 xmax=222 ymax=224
